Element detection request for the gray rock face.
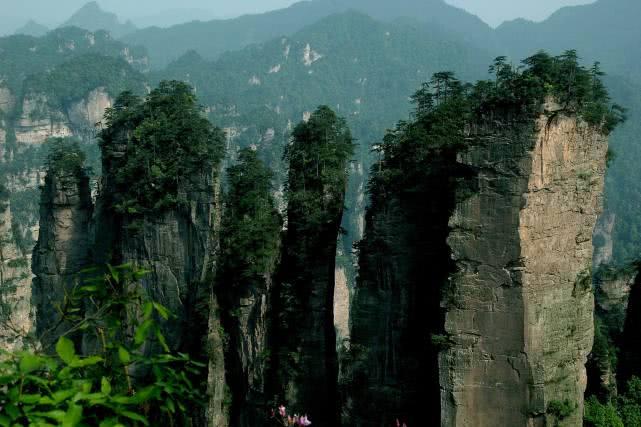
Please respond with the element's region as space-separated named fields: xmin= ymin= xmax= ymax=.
xmin=441 ymin=114 xmax=607 ymax=426
xmin=0 ymin=199 xmax=32 ymax=350
xmin=349 ymin=109 xmax=608 ymax=427
xmin=95 ymin=147 xmax=219 ymax=351
xmin=32 ymin=168 xmax=93 ymax=350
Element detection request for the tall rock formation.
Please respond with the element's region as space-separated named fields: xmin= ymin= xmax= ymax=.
xmin=270 ymin=106 xmax=354 ymax=426
xmin=440 ymin=110 xmax=607 ymax=427
xmin=0 ymin=185 xmax=32 ymax=349
xmin=216 ymin=148 xmax=282 ymax=426
xmin=92 ymin=82 xmax=226 ymax=424
xmin=349 ymin=54 xmax=620 ymax=427
xmin=31 ymin=141 xmax=93 ymax=350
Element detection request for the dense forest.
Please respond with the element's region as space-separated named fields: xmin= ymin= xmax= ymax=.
xmin=1 ymin=0 xmax=641 ymax=425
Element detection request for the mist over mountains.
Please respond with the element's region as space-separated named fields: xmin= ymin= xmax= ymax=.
xmin=0 ymin=0 xmax=640 ymax=425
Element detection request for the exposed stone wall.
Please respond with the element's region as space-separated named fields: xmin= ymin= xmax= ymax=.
xmin=0 ymin=200 xmax=32 ymax=350
xmin=32 ymin=168 xmax=93 ymax=350
xmin=441 ymin=114 xmax=607 ymax=426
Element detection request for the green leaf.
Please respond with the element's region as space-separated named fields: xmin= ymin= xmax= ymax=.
xmin=156 ymin=330 xmax=170 ymax=353
xmin=19 ymin=393 xmax=42 ymax=404
xmin=52 ymin=389 xmax=76 ymax=404
xmin=106 ymin=264 xmax=120 ymax=283
xmin=142 ymin=302 xmax=154 ymax=318
xmin=62 ymin=403 xmax=83 ymax=427
xmin=31 ymin=410 xmax=65 ymax=422
xmin=101 ymin=377 xmax=112 ymax=395
xmin=19 ymin=353 xmax=44 ymax=373
xmin=70 ymin=356 xmax=103 ymax=368
xmin=4 ymin=404 xmax=20 ymax=420
xmin=118 ymin=347 xmax=131 ymax=364
xmin=0 ymin=414 xmax=10 ymax=427
xmin=117 ymin=410 xmax=149 ymax=425
xmin=152 ymin=302 xmax=171 ymax=320
xmin=56 ymin=337 xmax=76 ymax=365
xmin=135 ymin=319 xmax=154 ymax=346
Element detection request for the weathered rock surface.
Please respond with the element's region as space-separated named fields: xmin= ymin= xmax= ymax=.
xmin=15 ymin=95 xmax=73 ymax=146
xmin=0 ymin=199 xmax=32 ymax=350
xmin=32 ymin=167 xmax=93 ymax=350
xmin=441 ymin=113 xmax=607 ymax=426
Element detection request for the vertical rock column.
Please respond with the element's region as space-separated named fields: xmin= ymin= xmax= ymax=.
xmin=271 ymin=106 xmax=353 ymax=426
xmin=32 ymin=167 xmax=93 ymax=350
xmin=441 ymin=114 xmax=607 ymax=426
xmin=0 ymin=195 xmax=33 ymax=350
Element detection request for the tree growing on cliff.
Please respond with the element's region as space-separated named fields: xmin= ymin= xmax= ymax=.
xmin=216 ymin=147 xmax=282 ymax=424
xmin=99 ymin=80 xmax=225 ymax=216
xmin=271 ymin=105 xmax=354 ymax=425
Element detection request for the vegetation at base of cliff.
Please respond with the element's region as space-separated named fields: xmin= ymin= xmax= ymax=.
xmin=585 ymin=377 xmax=641 ymax=427
xmin=99 ymin=81 xmax=225 ymax=216
xmin=0 ymin=264 xmax=205 ymax=426
xmin=220 ymin=148 xmax=282 ymax=283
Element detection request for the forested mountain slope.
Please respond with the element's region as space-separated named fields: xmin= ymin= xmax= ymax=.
xmin=122 ymin=0 xmax=494 ymax=68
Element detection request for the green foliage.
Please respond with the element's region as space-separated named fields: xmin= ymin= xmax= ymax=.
xmin=220 ymin=148 xmax=282 ymax=283
xmin=0 ymin=264 xmax=205 ymax=426
xmin=284 ymin=105 xmax=355 ymax=240
xmin=547 ymin=399 xmax=576 ymax=421
xmin=99 ymin=81 xmax=225 ymax=216
xmin=0 ymin=27 xmax=146 ymax=99
xmin=44 ymin=138 xmax=87 ymax=176
xmin=585 ymin=396 xmax=624 ymax=427
xmin=585 ymin=377 xmax=641 ymax=427
xmin=24 ymin=54 xmax=146 ymax=111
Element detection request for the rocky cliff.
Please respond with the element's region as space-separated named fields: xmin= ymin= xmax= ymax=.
xmin=0 ymin=195 xmax=32 ymax=350
xmin=441 ymin=111 xmax=607 ymax=426
xmin=31 ymin=156 xmax=93 ymax=350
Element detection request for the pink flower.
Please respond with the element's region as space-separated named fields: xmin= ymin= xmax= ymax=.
xmin=298 ymin=415 xmax=312 ymax=426
xmin=279 ymin=405 xmax=287 ymax=417
xmin=396 ymin=420 xmax=401 ymax=427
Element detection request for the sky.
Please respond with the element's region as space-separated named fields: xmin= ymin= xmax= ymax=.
xmin=0 ymin=0 xmax=597 ymax=32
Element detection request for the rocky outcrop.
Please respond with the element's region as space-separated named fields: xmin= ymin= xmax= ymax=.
xmin=441 ymin=113 xmax=607 ymax=426
xmin=32 ymin=166 xmax=93 ymax=350
xmin=94 ymin=137 xmax=219 ymax=351
xmin=593 ymin=213 xmax=616 ymax=267
xmin=0 ymin=86 xmax=15 ymax=115
xmin=15 ymin=95 xmax=73 ymax=146
xmin=0 ymin=198 xmax=32 ymax=350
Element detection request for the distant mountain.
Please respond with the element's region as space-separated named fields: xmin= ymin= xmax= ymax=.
xmin=131 ymin=9 xmax=222 ymax=29
xmin=0 ymin=27 xmax=147 ymax=97
xmin=123 ymin=0 xmax=495 ymax=68
xmin=496 ymin=0 xmax=641 ymax=83
xmin=14 ymin=20 xmax=49 ymax=37
xmin=62 ymin=1 xmax=136 ymax=38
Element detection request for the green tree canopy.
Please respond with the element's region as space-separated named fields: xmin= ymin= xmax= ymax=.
xmin=99 ymin=81 xmax=225 ymax=216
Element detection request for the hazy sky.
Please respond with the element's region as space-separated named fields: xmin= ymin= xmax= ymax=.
xmin=0 ymin=0 xmax=597 ymax=30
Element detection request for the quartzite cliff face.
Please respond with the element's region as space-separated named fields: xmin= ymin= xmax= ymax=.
xmin=441 ymin=111 xmax=607 ymax=426
xmin=32 ymin=164 xmax=93 ymax=349
xmin=0 ymin=197 xmax=32 ymax=349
